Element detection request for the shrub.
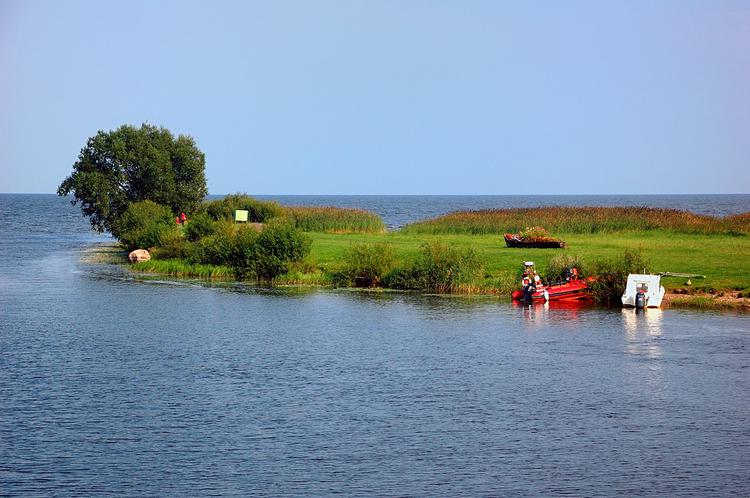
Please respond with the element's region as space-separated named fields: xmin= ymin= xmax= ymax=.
xmin=228 ymin=225 xmax=262 ymax=278
xmin=201 ymin=193 xmax=283 ymax=223
xmin=151 ymin=229 xmax=193 ymax=260
xmin=250 ymin=220 xmax=312 ymax=281
xmin=190 ymin=233 xmax=232 ymax=266
xmin=333 ymin=243 xmax=395 ymax=287
xmin=115 ymin=200 xmax=176 ymax=250
xmin=226 ymin=220 xmax=311 ymax=281
xmin=384 ymin=241 xmax=483 ymax=293
xmin=184 ymin=211 xmax=217 ymax=242
xmin=544 ymin=254 xmax=587 ymax=284
xmin=589 ymin=250 xmax=651 ymax=305
xmin=382 ymin=266 xmax=422 ymax=290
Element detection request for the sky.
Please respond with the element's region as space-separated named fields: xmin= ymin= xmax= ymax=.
xmin=1 ymin=0 xmax=749 ymax=195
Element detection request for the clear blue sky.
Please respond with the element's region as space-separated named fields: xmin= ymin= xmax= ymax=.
xmin=1 ymin=0 xmax=748 ymax=194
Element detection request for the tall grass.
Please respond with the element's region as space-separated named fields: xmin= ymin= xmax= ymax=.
xmin=401 ymin=207 xmax=750 ymax=235
xmin=284 ymin=206 xmax=386 ymax=233
xmin=132 ymin=259 xmax=232 ymax=279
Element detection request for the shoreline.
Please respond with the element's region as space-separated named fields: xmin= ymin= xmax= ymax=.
xmin=82 ymin=242 xmax=750 ymax=311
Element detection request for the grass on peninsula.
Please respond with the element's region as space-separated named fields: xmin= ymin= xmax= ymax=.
xmin=402 ymin=207 xmax=750 ymax=235
xmin=123 ymin=204 xmax=750 ymax=304
xmin=304 ymin=230 xmax=750 ymax=293
xmin=283 ymin=206 xmax=385 ymax=233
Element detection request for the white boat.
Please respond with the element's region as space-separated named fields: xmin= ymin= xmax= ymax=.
xmin=621 ymin=274 xmax=665 ymax=308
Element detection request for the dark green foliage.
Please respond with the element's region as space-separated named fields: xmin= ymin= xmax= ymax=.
xmin=249 ymin=221 xmax=312 ymax=281
xmin=184 ymin=212 xmax=217 ymax=242
xmin=190 ymin=232 xmax=234 ymax=266
xmin=212 ymin=220 xmax=312 ymax=281
xmin=202 ymin=194 xmax=283 ymax=223
xmin=333 ymin=243 xmax=395 ymax=287
xmin=383 ymin=241 xmax=483 ymax=293
xmin=115 ymin=200 xmax=177 ymax=250
xmin=589 ymin=250 xmax=651 ymax=305
xmin=151 ymin=229 xmax=194 ymax=260
xmin=227 ymin=225 xmax=262 ymax=278
xmin=58 ymin=124 xmax=207 ymax=235
xmin=544 ymin=254 xmax=587 ymax=284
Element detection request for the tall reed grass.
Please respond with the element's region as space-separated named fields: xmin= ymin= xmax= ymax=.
xmin=132 ymin=259 xmax=232 ymax=279
xmin=284 ymin=206 xmax=386 ymax=233
xmin=401 ymin=207 xmax=750 ymax=235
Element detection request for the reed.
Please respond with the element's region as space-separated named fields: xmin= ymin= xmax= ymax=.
xmin=401 ymin=207 xmax=750 ymax=235
xmin=132 ymin=259 xmax=232 ymax=279
xmin=283 ymin=206 xmax=386 ymax=233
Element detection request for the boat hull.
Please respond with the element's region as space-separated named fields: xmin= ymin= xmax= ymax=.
xmin=504 ymin=234 xmax=566 ymax=248
xmin=512 ymin=278 xmax=592 ymax=303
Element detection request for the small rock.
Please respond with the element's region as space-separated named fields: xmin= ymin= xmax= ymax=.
xmin=128 ymin=249 xmax=151 ymax=263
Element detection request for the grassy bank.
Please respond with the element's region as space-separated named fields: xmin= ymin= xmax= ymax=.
xmin=124 ymin=229 xmax=750 ymax=299
xmin=118 ymin=204 xmax=750 ymax=309
xmin=304 ymin=230 xmax=750 ymax=293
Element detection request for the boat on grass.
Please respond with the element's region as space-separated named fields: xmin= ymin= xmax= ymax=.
xmin=503 ymin=227 xmax=565 ymax=248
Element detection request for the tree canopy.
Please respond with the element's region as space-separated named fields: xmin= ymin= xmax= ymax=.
xmin=58 ymin=124 xmax=207 ymax=235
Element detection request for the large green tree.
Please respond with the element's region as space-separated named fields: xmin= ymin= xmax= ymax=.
xmin=58 ymin=124 xmax=207 ymax=235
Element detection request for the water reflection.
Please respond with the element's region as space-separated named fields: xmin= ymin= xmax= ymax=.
xmin=516 ymin=300 xmax=594 ymax=330
xmin=622 ymin=308 xmax=664 ymax=359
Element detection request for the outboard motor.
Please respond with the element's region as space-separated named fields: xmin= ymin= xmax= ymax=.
xmin=523 ymin=283 xmax=536 ymax=304
xmin=635 ymin=290 xmax=647 ymax=309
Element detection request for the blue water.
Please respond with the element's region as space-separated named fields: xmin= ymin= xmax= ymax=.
xmin=1 ymin=194 xmax=749 ymax=496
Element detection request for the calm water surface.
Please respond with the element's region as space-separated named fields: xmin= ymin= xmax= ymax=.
xmin=1 ymin=195 xmax=749 ymax=496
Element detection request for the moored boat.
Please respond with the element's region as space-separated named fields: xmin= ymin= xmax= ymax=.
xmin=621 ymin=274 xmax=665 ymax=308
xmin=511 ymin=261 xmax=592 ymax=303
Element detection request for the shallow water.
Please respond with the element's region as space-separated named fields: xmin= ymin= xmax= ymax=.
xmin=1 ymin=195 xmax=749 ymax=496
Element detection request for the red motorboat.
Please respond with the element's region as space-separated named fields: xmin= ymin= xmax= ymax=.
xmin=511 ymin=261 xmax=593 ymax=303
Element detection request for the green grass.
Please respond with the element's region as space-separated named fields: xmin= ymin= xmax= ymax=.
xmin=305 ymin=230 xmax=750 ymax=293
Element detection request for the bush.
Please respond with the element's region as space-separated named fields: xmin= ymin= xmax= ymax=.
xmin=115 ymin=200 xmax=176 ymax=250
xmin=225 ymin=220 xmax=311 ymax=281
xmin=333 ymin=243 xmax=395 ymax=287
xmin=201 ymin=193 xmax=283 ymax=223
xmin=184 ymin=211 xmax=217 ymax=242
xmin=589 ymin=250 xmax=651 ymax=305
xmin=190 ymin=233 xmax=230 ymax=266
xmin=384 ymin=241 xmax=483 ymax=293
xmin=228 ymin=225 xmax=262 ymax=278
xmin=151 ymin=229 xmax=193 ymax=260
xmin=544 ymin=254 xmax=587 ymax=284
xmin=250 ymin=220 xmax=312 ymax=281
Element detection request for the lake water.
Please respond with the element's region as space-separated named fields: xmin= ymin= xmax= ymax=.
xmin=1 ymin=194 xmax=749 ymax=496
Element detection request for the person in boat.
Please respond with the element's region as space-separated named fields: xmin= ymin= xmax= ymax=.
xmin=561 ymin=267 xmax=579 ymax=282
xmin=521 ymin=262 xmax=543 ymax=301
